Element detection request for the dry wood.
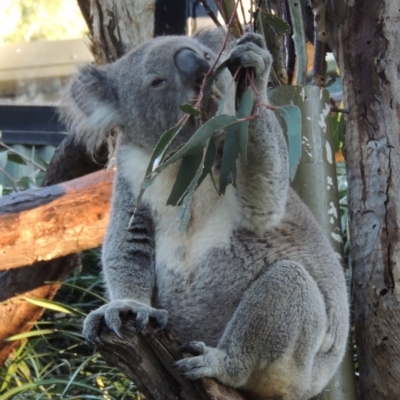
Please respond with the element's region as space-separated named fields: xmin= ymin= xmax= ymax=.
xmin=0 ymin=169 xmax=113 ymax=271
xmin=328 ymin=0 xmax=400 ymax=398
xmin=97 ymin=319 xmax=248 ymax=400
xmin=0 ymin=135 xmax=109 ymax=364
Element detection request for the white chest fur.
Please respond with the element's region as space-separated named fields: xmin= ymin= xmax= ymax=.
xmin=119 ymin=144 xmax=241 ymax=274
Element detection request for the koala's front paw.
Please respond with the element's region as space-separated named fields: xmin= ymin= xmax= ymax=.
xmin=82 ymin=300 xmax=168 ymax=344
xmin=174 ymin=341 xmax=225 ymax=381
xmin=229 ymin=33 xmax=272 ymax=83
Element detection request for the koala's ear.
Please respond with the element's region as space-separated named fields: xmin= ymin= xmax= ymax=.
xmin=60 ymin=64 xmax=120 ymax=152
xmin=193 ymin=27 xmax=233 ymax=57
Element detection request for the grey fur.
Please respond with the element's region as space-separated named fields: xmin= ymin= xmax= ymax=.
xmin=62 ymin=31 xmax=349 ymax=400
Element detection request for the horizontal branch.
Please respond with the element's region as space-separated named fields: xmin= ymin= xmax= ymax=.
xmin=0 ymin=169 xmax=113 ymax=271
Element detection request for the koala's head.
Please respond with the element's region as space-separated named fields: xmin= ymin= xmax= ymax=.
xmin=62 ymin=29 xmax=235 ymax=152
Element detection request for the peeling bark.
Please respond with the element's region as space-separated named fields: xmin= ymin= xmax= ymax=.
xmin=328 ymin=0 xmax=400 ymax=398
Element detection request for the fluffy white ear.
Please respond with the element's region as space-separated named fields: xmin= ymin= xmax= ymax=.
xmin=193 ymin=27 xmax=233 ymax=57
xmin=60 ymin=65 xmax=120 ymax=153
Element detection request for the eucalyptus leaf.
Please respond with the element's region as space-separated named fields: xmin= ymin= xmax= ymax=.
xmin=0 ymin=151 xmax=7 ymax=169
xmin=167 ymin=152 xmax=203 ymax=206
xmin=197 ymin=137 xmax=217 ymax=187
xmin=154 ymin=114 xmax=238 ymax=174
xmin=275 ymin=105 xmax=302 ymax=181
xmin=236 ymin=88 xmax=253 ymax=162
xmin=176 ymin=164 xmax=204 ymax=232
xmin=8 ymin=153 xmax=27 ymax=165
xmin=179 ymin=104 xmax=201 ymax=116
xmin=261 ymin=11 xmax=291 ymax=34
xmin=219 ymin=128 xmax=239 ymax=194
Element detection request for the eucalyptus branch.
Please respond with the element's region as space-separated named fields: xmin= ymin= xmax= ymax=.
xmin=287 ymin=0 xmax=307 ymax=85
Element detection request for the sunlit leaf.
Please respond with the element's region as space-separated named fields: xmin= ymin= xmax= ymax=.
xmin=6 ymin=329 xmax=55 ymax=341
xmin=21 ymin=296 xmax=78 ymax=315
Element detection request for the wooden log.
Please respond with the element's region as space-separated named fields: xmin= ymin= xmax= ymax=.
xmin=97 ymin=319 xmax=248 ymax=400
xmin=0 ymin=135 xmax=109 ymax=364
xmin=0 ymin=169 xmax=113 ymax=271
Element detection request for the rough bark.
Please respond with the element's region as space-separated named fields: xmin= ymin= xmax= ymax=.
xmin=89 ymin=0 xmax=155 ymax=64
xmin=327 ymin=0 xmax=400 ymax=398
xmin=97 ymin=320 xmax=248 ymax=400
xmin=0 ymin=170 xmax=113 ymax=271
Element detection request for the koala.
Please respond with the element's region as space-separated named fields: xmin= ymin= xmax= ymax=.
xmin=62 ymin=30 xmax=349 ymax=400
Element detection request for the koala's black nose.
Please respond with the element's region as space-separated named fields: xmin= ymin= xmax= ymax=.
xmin=174 ymin=48 xmax=210 ymax=89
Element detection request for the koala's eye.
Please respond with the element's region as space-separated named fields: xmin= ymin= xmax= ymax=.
xmin=204 ymin=52 xmax=211 ymax=61
xmin=151 ymin=78 xmax=166 ymax=88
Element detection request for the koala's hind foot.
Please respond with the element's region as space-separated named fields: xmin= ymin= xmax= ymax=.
xmin=82 ymin=299 xmax=168 ymax=343
xmin=175 ymin=261 xmax=337 ymax=400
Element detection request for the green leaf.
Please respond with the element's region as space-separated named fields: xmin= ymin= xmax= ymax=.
xmin=175 ymin=164 xmax=204 ymax=232
xmin=6 ymin=329 xmax=55 ymax=341
xmin=219 ymin=129 xmax=239 ymax=194
xmin=236 ymin=88 xmax=253 ymax=162
xmin=144 ymin=124 xmax=182 ymax=179
xmin=7 ymin=153 xmax=27 ymax=165
xmin=179 ymin=104 xmax=201 ymax=116
xmin=275 ymin=105 xmax=302 ymax=181
xmin=0 ymin=151 xmax=7 ymax=169
xmin=18 ymin=176 xmax=31 ymax=189
xmin=261 ymin=11 xmax=291 ymax=34
xmin=197 ymin=137 xmax=217 ymax=187
xmin=167 ymin=152 xmax=203 ymax=206
xmin=21 ymin=296 xmax=78 ymax=315
xmin=154 ymin=114 xmax=238 ymax=174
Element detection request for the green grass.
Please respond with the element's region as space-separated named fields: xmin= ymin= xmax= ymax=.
xmin=0 ymin=251 xmax=139 ymax=400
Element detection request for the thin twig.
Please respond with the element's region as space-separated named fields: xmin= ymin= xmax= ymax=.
xmin=0 ymin=142 xmax=46 ymax=172
xmin=200 ymin=0 xmax=222 ymax=27
xmin=0 ymin=165 xmax=19 ymax=191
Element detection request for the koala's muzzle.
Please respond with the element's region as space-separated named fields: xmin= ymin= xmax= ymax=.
xmin=174 ymin=48 xmax=210 ymax=90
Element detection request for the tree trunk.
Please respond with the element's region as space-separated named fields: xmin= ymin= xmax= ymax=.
xmin=328 ymin=0 xmax=400 ymax=398
xmin=0 ymin=0 xmax=155 ymax=365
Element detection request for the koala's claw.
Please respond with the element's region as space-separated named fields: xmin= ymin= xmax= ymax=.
xmin=180 ymin=341 xmax=207 ymax=356
xmin=174 ymin=343 xmax=225 ymax=381
xmin=82 ymin=300 xmax=168 ymax=343
xmin=228 ymin=33 xmax=272 ymax=83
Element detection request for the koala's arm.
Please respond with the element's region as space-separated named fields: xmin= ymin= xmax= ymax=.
xmin=230 ymin=35 xmax=289 ymax=231
xmin=83 ymin=172 xmax=168 ymax=342
xmin=102 ymin=172 xmax=154 ymax=303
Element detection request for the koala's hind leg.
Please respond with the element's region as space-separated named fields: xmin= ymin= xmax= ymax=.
xmin=175 ymin=261 xmax=328 ymax=400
